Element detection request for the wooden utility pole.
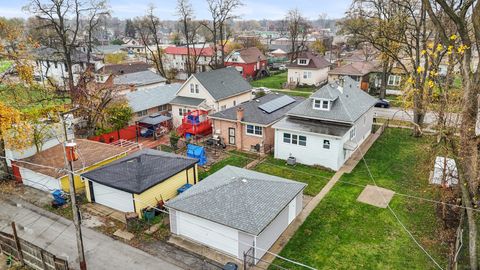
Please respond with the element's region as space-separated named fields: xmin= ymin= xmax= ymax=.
xmin=59 ymin=110 xmax=87 ymax=270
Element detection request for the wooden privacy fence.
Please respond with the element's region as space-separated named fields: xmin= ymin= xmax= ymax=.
xmin=0 ymin=223 xmax=69 ymax=270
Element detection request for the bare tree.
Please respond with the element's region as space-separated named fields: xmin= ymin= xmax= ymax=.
xmin=82 ymin=0 xmax=109 ymax=64
xmin=285 ymin=8 xmax=310 ymax=61
xmin=176 ymin=0 xmax=194 ymax=76
xmin=204 ymin=0 xmax=243 ymax=68
xmin=134 ymin=6 xmax=167 ymax=79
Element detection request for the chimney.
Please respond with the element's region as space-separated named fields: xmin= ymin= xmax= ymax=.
xmin=236 ymin=107 xmax=244 ymax=122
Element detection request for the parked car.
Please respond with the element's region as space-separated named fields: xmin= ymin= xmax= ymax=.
xmin=278 ymin=64 xmax=287 ymax=71
xmin=222 ymin=262 xmax=238 ymax=270
xmin=374 ymin=99 xmax=390 ymax=108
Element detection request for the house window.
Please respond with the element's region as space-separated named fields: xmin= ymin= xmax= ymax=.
xmin=137 ymin=110 xmax=147 ymax=117
xmin=195 ymin=84 xmax=199 ymax=93
xmin=350 ymin=127 xmax=356 ymax=140
xmin=179 ymin=108 xmax=188 ymax=116
xmin=303 ymin=72 xmax=308 ymax=79
xmin=220 ymin=105 xmax=227 ymax=111
xmin=323 ymin=140 xmax=330 ymax=149
xmin=388 ymin=75 xmax=401 ymax=86
xmin=298 ymin=59 xmax=307 ymax=65
xmin=283 ymin=133 xmax=291 ymax=143
xmin=246 ymin=125 xmax=262 ymax=136
xmin=322 ymin=100 xmax=329 ymax=109
xmin=54 ymin=61 xmax=58 ymax=68
xmin=313 ymin=99 xmax=330 ymax=110
xmin=292 ymin=134 xmax=298 ymax=144
xmin=158 ymin=105 xmax=167 ymax=112
xmin=233 ymin=100 xmax=236 ymax=106
xmin=190 ymin=84 xmax=195 ymax=93
xmin=64 ymin=63 xmax=68 ymax=72
xmin=299 ymin=135 xmax=307 ymax=146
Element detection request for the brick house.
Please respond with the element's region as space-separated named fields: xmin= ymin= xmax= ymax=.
xmin=225 ymin=47 xmax=268 ymax=79
xmin=209 ymin=93 xmax=303 ymax=154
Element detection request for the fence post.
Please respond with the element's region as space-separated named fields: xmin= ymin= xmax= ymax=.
xmin=40 ymin=250 xmax=48 ymax=270
xmin=243 ymin=251 xmax=247 ymax=270
xmin=11 ymin=222 xmax=24 ymax=266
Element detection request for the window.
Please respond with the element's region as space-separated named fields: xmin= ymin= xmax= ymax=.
xmin=313 ymin=99 xmax=330 ymax=110
xmin=137 ymin=110 xmax=147 ymax=117
xmin=308 ymin=72 xmax=312 ymax=78
xmin=195 ymin=84 xmax=199 ymax=93
xmin=179 ymin=108 xmax=188 ymax=116
xmin=292 ymin=134 xmax=298 ymax=144
xmin=298 ymin=59 xmax=307 ymax=65
xmin=322 ymin=100 xmax=329 ymax=109
xmin=283 ymin=133 xmax=291 ymax=143
xmin=158 ymin=105 xmax=168 ymax=112
xmin=64 ymin=63 xmax=68 ymax=72
xmin=299 ymin=135 xmax=307 ymax=146
xmin=190 ymin=84 xmax=195 ymax=93
xmin=54 ymin=62 xmax=58 ymax=68
xmin=323 ymin=140 xmax=330 ymax=149
xmin=350 ymin=127 xmax=356 ymax=140
xmin=303 ymin=72 xmax=308 ymax=79
xmin=246 ymin=125 xmax=262 ymax=136
xmin=233 ymin=100 xmax=236 ymax=106
xmin=387 ymin=75 xmax=401 ymax=86
xmin=220 ymin=105 xmax=227 ymax=111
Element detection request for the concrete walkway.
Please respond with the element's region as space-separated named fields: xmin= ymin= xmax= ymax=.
xmin=0 ymin=197 xmax=182 ymax=270
xmin=254 ymin=129 xmax=383 ymax=269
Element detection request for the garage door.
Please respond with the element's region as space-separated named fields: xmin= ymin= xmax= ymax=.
xmin=20 ymin=167 xmax=60 ymax=192
xmin=177 ymin=211 xmax=239 ymax=257
xmin=91 ymin=182 xmax=134 ymax=212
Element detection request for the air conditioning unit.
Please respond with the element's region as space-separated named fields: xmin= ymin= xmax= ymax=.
xmin=287 ymin=156 xmax=296 ymax=165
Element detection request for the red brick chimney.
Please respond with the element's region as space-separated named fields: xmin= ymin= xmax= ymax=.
xmin=236 ymin=107 xmax=244 ymax=121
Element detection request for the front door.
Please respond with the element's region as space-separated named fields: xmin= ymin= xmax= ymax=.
xmin=228 ymin=128 xmax=235 ymax=145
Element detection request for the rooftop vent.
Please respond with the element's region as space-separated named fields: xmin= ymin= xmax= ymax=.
xmin=241 ymin=178 xmax=248 ymax=183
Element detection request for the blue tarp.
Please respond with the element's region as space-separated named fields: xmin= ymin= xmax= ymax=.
xmin=187 ymin=144 xmax=207 ymax=166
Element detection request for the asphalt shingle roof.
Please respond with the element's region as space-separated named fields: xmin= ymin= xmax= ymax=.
xmin=81 ymin=149 xmax=198 ymax=194
xmin=328 ymin=61 xmax=378 ymax=76
xmin=209 ymin=93 xmax=304 ymax=126
xmin=126 ymin=83 xmax=181 ymax=112
xmin=165 ymin=166 xmax=306 ymax=235
xmin=193 ymin=67 xmax=252 ymax=101
xmin=287 ymin=77 xmax=377 ymax=123
xmin=114 ymin=70 xmax=166 ymax=86
xmin=226 ymin=47 xmax=267 ymax=63
xmin=169 ymin=96 xmax=205 ymax=107
xmin=287 ymin=52 xmax=331 ymax=69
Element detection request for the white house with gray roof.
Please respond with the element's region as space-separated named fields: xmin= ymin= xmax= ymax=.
xmin=165 ymin=166 xmax=306 ymax=264
xmin=273 ymin=77 xmax=377 ymax=170
xmin=170 ymin=67 xmax=252 ymax=126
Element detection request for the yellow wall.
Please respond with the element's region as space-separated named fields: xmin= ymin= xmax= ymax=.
xmin=133 ymin=165 xmax=197 ymax=218
xmin=60 ymin=153 xmax=127 ymax=193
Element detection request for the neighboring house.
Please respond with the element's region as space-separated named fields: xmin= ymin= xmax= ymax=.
xmin=113 ymin=70 xmax=167 ymax=91
xmin=163 ymin=46 xmax=216 ymax=80
xmin=121 ymin=39 xmax=146 ymax=54
xmin=328 ymin=61 xmax=379 ymax=91
xmin=170 ymin=67 xmax=253 ymax=127
xmin=209 ymin=93 xmax=304 ymax=154
xmin=273 ymin=77 xmax=377 ymax=171
xmin=165 ymin=165 xmax=306 ymax=264
xmin=127 ymin=83 xmax=181 ymax=122
xmin=224 ymin=47 xmax=268 ymax=79
xmin=32 ymin=47 xmax=103 ymax=87
xmin=370 ymin=65 xmax=407 ymax=95
xmin=92 ymin=45 xmax=124 ymax=56
xmin=81 ymin=149 xmax=198 ymax=218
xmin=98 ymin=62 xmax=152 ymax=76
xmin=287 ymin=52 xmax=331 ymax=86
xmin=14 ymin=140 xmax=126 ymax=192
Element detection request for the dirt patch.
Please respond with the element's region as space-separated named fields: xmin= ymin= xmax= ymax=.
xmin=82 ymin=212 xmax=106 ymax=227
xmin=357 ymin=185 xmax=395 ymax=208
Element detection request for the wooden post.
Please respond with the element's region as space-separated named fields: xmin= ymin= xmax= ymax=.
xmin=11 ymin=222 xmax=24 ymax=266
xmin=40 ymin=250 xmax=48 ymax=270
xmin=243 ymin=251 xmax=247 ymax=270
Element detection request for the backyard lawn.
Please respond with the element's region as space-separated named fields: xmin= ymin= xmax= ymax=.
xmin=0 ymin=61 xmax=12 ymax=73
xmin=271 ymin=128 xmax=449 ymax=269
xmin=253 ymin=156 xmax=334 ymax=196
xmin=198 ymin=150 xmax=256 ymax=179
xmin=251 ymin=71 xmax=287 ymax=89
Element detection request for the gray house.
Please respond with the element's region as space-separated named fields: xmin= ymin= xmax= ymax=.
xmin=273 ymin=76 xmax=377 ymax=170
xmin=165 ymin=165 xmax=306 ymax=264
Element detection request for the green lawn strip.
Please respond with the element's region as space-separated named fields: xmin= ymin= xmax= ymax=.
xmin=270 ymin=128 xmax=449 ymax=269
xmin=198 ymin=150 xmax=256 ymax=180
xmin=0 ymin=61 xmax=12 ymax=73
xmin=271 ymin=90 xmax=311 ymax=98
xmin=0 ymin=84 xmax=70 ymax=111
xmin=253 ymin=156 xmax=334 ymax=196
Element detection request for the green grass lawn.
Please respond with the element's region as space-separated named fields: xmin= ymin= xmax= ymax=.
xmin=251 ymin=72 xmax=287 ymax=89
xmin=0 ymin=83 xmax=70 ymax=112
xmin=271 ymin=128 xmax=449 ymax=269
xmin=272 ymin=90 xmax=311 ymax=98
xmin=198 ymin=150 xmax=256 ymax=180
xmin=253 ymin=156 xmax=334 ymax=196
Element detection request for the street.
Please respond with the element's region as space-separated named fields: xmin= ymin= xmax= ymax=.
xmin=0 ymin=197 xmax=182 ymax=270
xmin=373 ymin=107 xmax=461 ymax=126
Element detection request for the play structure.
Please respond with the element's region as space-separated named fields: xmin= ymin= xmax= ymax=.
xmin=177 ymin=110 xmax=212 ymax=138
xmin=186 ymin=144 xmax=207 ymax=166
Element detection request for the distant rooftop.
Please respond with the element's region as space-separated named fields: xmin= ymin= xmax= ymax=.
xmin=114 ymin=70 xmax=166 ymax=86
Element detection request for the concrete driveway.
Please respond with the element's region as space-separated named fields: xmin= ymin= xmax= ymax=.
xmin=0 ymin=198 xmax=182 ymax=270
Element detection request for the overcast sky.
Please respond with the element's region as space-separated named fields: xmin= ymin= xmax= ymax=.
xmin=0 ymin=0 xmax=351 ymax=20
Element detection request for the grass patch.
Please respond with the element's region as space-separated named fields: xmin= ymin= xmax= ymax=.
xmin=0 ymin=61 xmax=12 ymax=73
xmin=253 ymin=156 xmax=334 ymax=196
xmin=251 ymin=72 xmax=287 ymax=89
xmin=271 ymin=128 xmax=449 ymax=269
xmin=198 ymin=150 xmax=256 ymax=179
xmin=0 ymin=84 xmax=70 ymax=112
xmin=272 ymin=90 xmax=311 ymax=98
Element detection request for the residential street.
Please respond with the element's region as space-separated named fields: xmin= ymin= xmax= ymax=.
xmin=0 ymin=197 xmax=182 ymax=270
xmin=374 ymin=107 xmax=460 ymax=126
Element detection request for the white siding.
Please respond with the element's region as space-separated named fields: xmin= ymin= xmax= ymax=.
xmin=287 ymin=67 xmax=329 ymax=85
xmin=274 ymin=128 xmax=343 ymax=170
xmin=175 ymin=211 xmax=239 ymax=257
xmin=19 ymin=167 xmax=60 ymax=192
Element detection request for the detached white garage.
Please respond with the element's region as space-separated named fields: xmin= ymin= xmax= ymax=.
xmin=90 ymin=182 xmax=135 ymax=212
xmin=166 ymin=166 xmax=306 ymax=264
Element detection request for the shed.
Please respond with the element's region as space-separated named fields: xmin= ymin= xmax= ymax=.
xmin=81 ymin=149 xmax=198 ymax=217
xmin=430 ymin=156 xmax=459 ymax=187
xmin=165 ymin=166 xmax=306 ymax=264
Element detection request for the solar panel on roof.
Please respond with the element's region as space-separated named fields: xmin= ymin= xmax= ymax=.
xmin=258 ymin=95 xmax=296 ymax=113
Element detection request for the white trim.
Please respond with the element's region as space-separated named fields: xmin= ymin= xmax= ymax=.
xmin=246 ymin=124 xmax=263 ymax=137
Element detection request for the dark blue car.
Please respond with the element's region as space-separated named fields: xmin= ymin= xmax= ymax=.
xmin=374 ymin=99 xmax=390 ymax=108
